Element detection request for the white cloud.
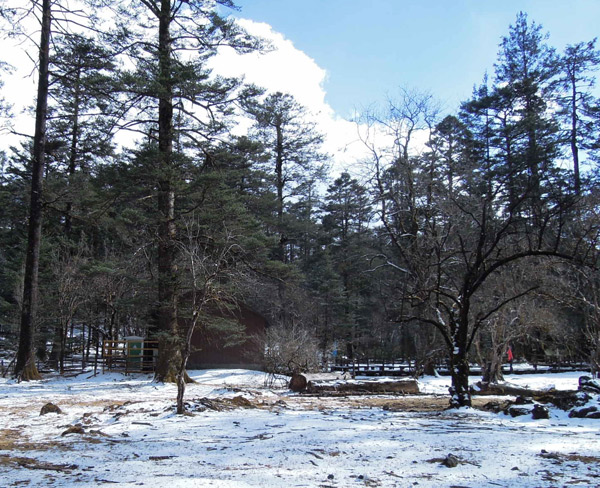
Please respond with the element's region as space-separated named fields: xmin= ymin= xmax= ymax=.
xmin=210 ymin=19 xmax=370 ymax=179
xmin=211 ymin=19 xmax=330 ymax=116
xmin=0 ymin=16 xmax=373 ymax=178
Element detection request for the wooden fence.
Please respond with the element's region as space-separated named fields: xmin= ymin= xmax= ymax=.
xmin=331 ymin=358 xmax=590 ymax=377
xmin=102 ymin=339 xmax=158 ymax=374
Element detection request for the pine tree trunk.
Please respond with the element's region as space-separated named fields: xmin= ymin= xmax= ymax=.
xmin=15 ymin=0 xmax=51 ymax=381
xmin=275 ymin=123 xmax=285 ymax=263
xmin=154 ymin=0 xmax=180 ymax=383
xmin=570 ymin=76 xmax=580 ymax=195
xmin=64 ymin=67 xmax=81 ymax=237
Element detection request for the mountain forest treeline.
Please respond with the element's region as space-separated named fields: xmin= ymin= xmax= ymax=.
xmin=1 ymin=4 xmax=600 ymax=407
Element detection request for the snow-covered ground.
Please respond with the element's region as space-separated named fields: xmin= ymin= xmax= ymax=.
xmin=1 ymin=369 xmax=599 ymax=487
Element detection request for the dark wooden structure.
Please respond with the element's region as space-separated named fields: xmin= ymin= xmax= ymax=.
xmin=187 ymin=303 xmax=268 ymax=370
xmin=101 ymin=303 xmax=268 ymax=373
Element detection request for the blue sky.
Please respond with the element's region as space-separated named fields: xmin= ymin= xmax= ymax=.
xmin=229 ymin=0 xmax=600 ymax=118
xmin=2 ymin=1 xmax=598 ymax=169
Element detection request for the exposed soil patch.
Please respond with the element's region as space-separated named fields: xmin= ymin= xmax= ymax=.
xmin=0 ymin=453 xmax=77 ymax=472
xmin=0 ymin=429 xmax=25 ymax=451
xmin=541 ymin=451 xmax=600 ymax=465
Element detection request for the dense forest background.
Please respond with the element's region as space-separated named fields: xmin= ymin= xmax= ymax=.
xmin=1 ymin=2 xmax=600 ymax=406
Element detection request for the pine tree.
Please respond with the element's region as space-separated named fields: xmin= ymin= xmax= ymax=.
xmin=554 ymin=39 xmax=600 ymax=194
xmin=14 ymin=0 xmax=51 ymax=380
xmin=244 ymin=92 xmax=328 ymax=264
xmin=494 ymin=12 xmax=560 ymax=221
xmin=111 ymin=0 xmax=262 ymax=382
xmin=321 ymin=172 xmax=374 ymax=360
xmin=45 ymin=34 xmax=117 ymax=238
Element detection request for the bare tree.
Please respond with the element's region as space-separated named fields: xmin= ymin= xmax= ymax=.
xmin=550 ymin=262 xmax=600 ymax=377
xmin=175 ymin=216 xmax=244 ymax=414
xmin=360 ymin=89 xmax=595 ymax=407
xmin=473 ymin=264 xmax=543 ymax=383
xmin=47 ymin=244 xmax=89 ymax=373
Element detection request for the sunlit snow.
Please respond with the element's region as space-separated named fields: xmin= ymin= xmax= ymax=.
xmin=1 ymin=369 xmax=599 ymax=487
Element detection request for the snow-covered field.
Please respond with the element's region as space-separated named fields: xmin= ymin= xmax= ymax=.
xmin=1 ymin=369 xmax=599 ymax=487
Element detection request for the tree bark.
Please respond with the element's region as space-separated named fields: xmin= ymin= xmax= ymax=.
xmin=570 ymin=74 xmax=580 ymax=195
xmin=64 ymin=65 xmax=81 ymax=237
xmin=449 ymin=306 xmax=472 ymax=408
xmin=154 ymin=0 xmax=180 ymax=382
xmin=481 ymin=357 xmax=505 ymax=384
xmin=449 ymin=349 xmax=471 ymax=408
xmin=275 ymin=121 xmax=285 ymax=262
xmin=15 ymin=0 xmax=52 ymax=381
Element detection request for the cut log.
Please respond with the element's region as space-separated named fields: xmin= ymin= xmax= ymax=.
xmin=289 ymin=372 xmax=351 ymax=392
xmin=471 ymin=381 xmax=558 ymax=397
xmin=306 ymin=379 xmax=419 ymax=395
xmin=288 ymin=372 xmax=418 ymax=395
xmin=303 ymin=372 xmax=353 ymax=382
xmin=289 ymin=373 xmax=308 ymax=392
xmin=472 ymin=381 xmax=587 ymax=410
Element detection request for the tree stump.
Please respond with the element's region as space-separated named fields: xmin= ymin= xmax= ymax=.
xmin=289 ymin=373 xmax=308 ymax=392
xmin=40 ymin=403 xmax=62 ymax=415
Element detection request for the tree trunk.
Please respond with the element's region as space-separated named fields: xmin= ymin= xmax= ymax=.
xmin=176 ymin=331 xmax=191 ymax=414
xmin=47 ymin=329 xmax=62 ymax=370
xmin=275 ymin=122 xmax=285 ymax=262
xmin=449 ymin=350 xmax=471 ymax=408
xmin=449 ymin=310 xmax=472 ymax=408
xmin=64 ymin=66 xmax=81 ymax=237
xmin=85 ymin=323 xmax=92 ymax=368
xmin=154 ymin=0 xmax=180 ymax=383
xmin=570 ymin=75 xmax=580 ymax=195
xmin=176 ymin=311 xmax=201 ymax=414
xmin=274 ymin=125 xmax=288 ymax=328
xmin=15 ymin=0 xmax=51 ymax=381
xmin=482 ymin=358 xmax=504 ymax=384
xmin=59 ymin=321 xmax=66 ymax=374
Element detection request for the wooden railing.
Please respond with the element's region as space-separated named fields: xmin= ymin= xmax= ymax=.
xmin=330 ymin=358 xmax=591 ymax=377
xmin=102 ymin=340 xmax=158 ymax=374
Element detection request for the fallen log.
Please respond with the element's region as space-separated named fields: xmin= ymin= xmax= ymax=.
xmin=472 ymin=381 xmax=584 ymax=405
xmin=306 ymin=378 xmax=419 ymax=395
xmin=289 ymin=372 xmax=419 ymax=395
xmin=471 ymin=381 xmax=558 ymax=397
xmin=289 ymin=372 xmax=351 ymax=392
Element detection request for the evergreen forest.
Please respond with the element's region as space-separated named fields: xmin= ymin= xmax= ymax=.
xmin=1 ymin=2 xmax=600 ymax=407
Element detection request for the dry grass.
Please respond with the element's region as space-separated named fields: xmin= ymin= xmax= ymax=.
xmin=0 ymin=427 xmax=71 ymax=453
xmin=0 ymin=454 xmax=77 ymax=472
xmin=563 ymin=453 xmax=600 ymax=464
xmin=0 ymin=429 xmax=25 ymax=451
